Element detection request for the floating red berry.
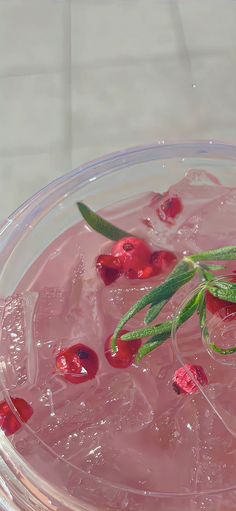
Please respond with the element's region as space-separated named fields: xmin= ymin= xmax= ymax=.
xmin=0 ymin=397 xmax=33 ymax=436
xmin=112 ymin=237 xmax=152 ymax=278
xmin=96 ymin=254 xmax=122 ymax=286
xmin=105 ymin=330 xmax=141 ymax=369
xmin=157 ymin=195 xmax=183 ymax=224
xmin=56 ymin=343 xmax=98 ymax=384
xmin=206 ymin=290 xmax=236 ymax=321
xmin=172 ymin=364 xmax=208 ymax=395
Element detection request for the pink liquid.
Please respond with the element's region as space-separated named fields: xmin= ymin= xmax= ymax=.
xmin=3 ymin=169 xmax=236 ymax=510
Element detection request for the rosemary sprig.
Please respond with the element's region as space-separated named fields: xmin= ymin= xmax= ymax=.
xmin=113 ymin=251 xmax=236 ymax=361
xmin=78 ymin=201 xmax=236 ymax=361
xmin=77 ymin=202 xmax=130 ymax=241
xmin=111 ymin=264 xmax=195 ymax=351
xmin=123 ymin=290 xmax=201 ymax=362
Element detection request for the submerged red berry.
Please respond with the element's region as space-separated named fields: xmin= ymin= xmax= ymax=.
xmin=150 ymin=250 xmax=177 ymax=276
xmin=206 ymin=290 xmax=236 ymax=321
xmin=56 ymin=343 xmax=98 ymax=383
xmin=135 ymin=250 xmax=177 ymax=280
xmin=112 ymin=237 xmax=152 ymax=277
xmin=173 ymin=364 xmax=208 ymax=395
xmin=96 ymin=254 xmax=122 ymax=285
xmin=157 ymin=195 xmax=183 ymax=224
xmin=0 ymin=398 xmax=33 ymax=436
xmin=105 ymin=330 xmax=141 ymax=369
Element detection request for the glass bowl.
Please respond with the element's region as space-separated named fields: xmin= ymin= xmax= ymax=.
xmin=1 ymin=141 xmax=236 ymax=511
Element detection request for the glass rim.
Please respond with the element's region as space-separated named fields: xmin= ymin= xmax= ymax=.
xmin=2 ymin=141 xmax=236 ymax=506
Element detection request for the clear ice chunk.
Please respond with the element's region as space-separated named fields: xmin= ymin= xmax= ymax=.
xmin=0 ymin=292 xmax=38 ymax=389
xmin=142 ymin=170 xmax=231 ymax=254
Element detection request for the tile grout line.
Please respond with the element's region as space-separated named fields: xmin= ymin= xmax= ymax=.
xmin=64 ymin=0 xmax=73 ymax=172
xmin=168 ymin=0 xmax=194 ymax=86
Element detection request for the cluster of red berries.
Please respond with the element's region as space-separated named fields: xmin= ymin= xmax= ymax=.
xmin=7 ymin=193 xmax=229 ymax=437
xmin=96 ymin=236 xmax=177 ymax=286
xmin=55 ymin=330 xmax=141 ymax=383
xmin=3 ymin=329 xmax=142 ymax=436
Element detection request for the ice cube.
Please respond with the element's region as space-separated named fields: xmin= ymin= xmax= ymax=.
xmin=142 ymin=170 xmax=230 ymax=253
xmin=66 ymin=462 xmax=130 ymax=511
xmin=33 ymin=287 xmax=73 ymax=343
xmin=101 ymin=278 xmax=154 ymax=328
xmin=79 ymin=443 xmax=158 ymax=489
xmin=76 ymin=391 xmax=231 ymax=495
xmin=28 ymin=371 xmax=155 ymax=463
xmin=0 ymin=292 xmax=38 ymax=389
xmin=162 ymin=186 xmax=236 ymax=257
xmin=179 ymin=393 xmax=236 ymax=492
xmin=99 ymin=191 xmax=155 ymax=236
xmin=177 ymin=187 xmax=236 ymax=254
xmin=71 ymin=278 xmax=108 ymax=342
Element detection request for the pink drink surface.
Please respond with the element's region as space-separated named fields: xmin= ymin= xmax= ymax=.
xmin=3 ymin=169 xmax=236 ymax=510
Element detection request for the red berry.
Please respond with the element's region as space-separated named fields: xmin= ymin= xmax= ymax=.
xmin=56 ymin=343 xmax=98 ymax=383
xmin=137 ymin=265 xmax=154 ymax=280
xmin=150 ymin=250 xmax=177 ymax=276
xmin=157 ymin=195 xmax=183 ymax=224
xmin=136 ymin=250 xmax=177 ymax=280
xmin=172 ymin=365 xmax=208 ymax=395
xmin=112 ymin=237 xmax=152 ymax=278
xmin=206 ymin=290 xmax=236 ymax=321
xmin=0 ymin=397 xmax=33 ymax=436
xmin=105 ymin=330 xmax=141 ymax=369
xmin=96 ymin=254 xmax=122 ymax=285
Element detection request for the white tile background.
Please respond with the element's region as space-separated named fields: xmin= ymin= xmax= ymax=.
xmin=0 ymin=0 xmax=236 ymax=220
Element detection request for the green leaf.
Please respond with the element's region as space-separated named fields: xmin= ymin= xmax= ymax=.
xmin=135 ymin=332 xmax=170 ymax=363
xmin=144 ymin=260 xmax=193 ymax=325
xmin=207 ymin=285 xmax=236 ymax=304
xmin=121 ymin=292 xmax=200 ymax=368
xmin=212 ymin=280 xmax=236 ymax=292
xmin=197 ymin=290 xmax=207 ymax=329
xmin=210 ymin=343 xmax=236 ymax=355
xmin=121 ymin=320 xmax=172 ymax=341
xmin=144 ymin=300 xmax=167 ymax=324
xmin=200 ymin=269 xmax=214 ymax=282
xmin=200 ymin=264 xmax=226 ymax=271
xmin=190 ymin=246 xmax=236 ymax=262
xmin=111 ymin=263 xmax=196 ymax=350
xmin=77 ymin=202 xmax=130 ymax=241
xmin=134 ymin=293 xmax=200 ymax=362
xmin=175 ymin=290 xmax=201 ymax=328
